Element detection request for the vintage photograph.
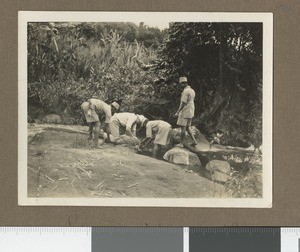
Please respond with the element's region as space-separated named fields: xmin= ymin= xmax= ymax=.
xmin=19 ymin=12 xmax=273 ymax=207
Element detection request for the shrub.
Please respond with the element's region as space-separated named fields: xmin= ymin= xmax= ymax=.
xmin=28 ymin=23 xmax=161 ymax=124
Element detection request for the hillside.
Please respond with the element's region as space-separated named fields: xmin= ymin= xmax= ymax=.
xmin=28 ymin=124 xmax=227 ymax=198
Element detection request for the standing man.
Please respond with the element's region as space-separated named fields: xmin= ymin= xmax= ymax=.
xmin=139 ymin=120 xmax=172 ymax=158
xmin=109 ymin=112 xmax=147 ymax=140
xmin=175 ymin=77 xmax=198 ymax=147
xmin=81 ymin=98 xmax=119 ymax=148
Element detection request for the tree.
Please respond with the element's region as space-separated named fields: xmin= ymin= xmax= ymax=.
xmin=137 ymin=22 xmax=166 ymax=48
xmin=157 ymin=22 xmax=263 ymax=146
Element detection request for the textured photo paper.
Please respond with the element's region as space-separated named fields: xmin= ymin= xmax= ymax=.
xmin=18 ymin=11 xmax=273 ymax=207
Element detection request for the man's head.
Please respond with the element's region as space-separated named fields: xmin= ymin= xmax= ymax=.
xmin=179 ymin=76 xmax=188 ymax=88
xmin=111 ymin=102 xmax=120 ymax=114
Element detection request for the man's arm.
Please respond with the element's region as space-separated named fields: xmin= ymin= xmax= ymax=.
xmin=175 ymin=89 xmax=189 ymax=116
xmin=88 ymin=99 xmax=96 ymax=110
xmin=132 ymin=124 xmax=137 ymax=137
xmin=140 ymin=137 xmax=153 ymax=150
xmin=103 ymin=108 xmax=111 ymax=136
xmin=140 ymin=123 xmax=154 ymax=149
xmin=87 ymin=99 xmax=96 ymax=116
xmin=104 ymin=107 xmax=112 ymax=124
xmin=175 ymin=101 xmax=187 ymax=116
xmin=125 ymin=115 xmax=137 ymax=137
xmin=125 ymin=127 xmax=134 ymax=137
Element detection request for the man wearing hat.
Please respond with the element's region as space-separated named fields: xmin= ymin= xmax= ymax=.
xmin=139 ymin=119 xmax=172 ymax=158
xmin=175 ymin=77 xmax=198 ymax=147
xmin=109 ymin=112 xmax=147 ymax=140
xmin=81 ymin=98 xmax=119 ymax=148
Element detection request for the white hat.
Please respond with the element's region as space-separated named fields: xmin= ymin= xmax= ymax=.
xmin=111 ymin=102 xmax=120 ymax=110
xmin=137 ymin=115 xmax=148 ymax=126
xmin=179 ymin=77 xmax=188 ymax=83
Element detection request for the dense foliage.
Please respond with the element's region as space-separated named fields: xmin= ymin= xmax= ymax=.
xmin=27 ymin=22 xmax=161 ymax=124
xmin=27 ymin=21 xmax=263 ymax=147
xmin=156 ymin=22 xmax=262 ymax=147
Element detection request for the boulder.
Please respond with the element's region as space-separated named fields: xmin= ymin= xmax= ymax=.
xmin=172 ymin=127 xmax=256 ymax=173
xmin=172 ymin=126 xmax=212 ymax=152
xmin=163 ymin=147 xmax=201 ymax=166
xmin=33 ymin=118 xmax=42 ymax=124
xmin=206 ymin=160 xmax=232 ymax=183
xmin=114 ymin=135 xmax=141 ymax=147
xmin=206 ymin=160 xmax=231 ymax=174
xmin=211 ymin=171 xmax=231 ymax=183
xmin=42 ymin=114 xmax=63 ymax=124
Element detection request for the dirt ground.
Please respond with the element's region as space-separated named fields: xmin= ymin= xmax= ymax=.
xmin=28 ymin=126 xmax=227 ymax=198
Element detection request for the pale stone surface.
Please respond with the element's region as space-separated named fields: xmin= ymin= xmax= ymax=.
xmin=42 ymin=114 xmax=63 ymax=124
xmin=211 ymin=171 xmax=231 ymax=183
xmin=206 ymin=160 xmax=231 ymax=174
xmin=163 ymin=147 xmax=201 ymax=166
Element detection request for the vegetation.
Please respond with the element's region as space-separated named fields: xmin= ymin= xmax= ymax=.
xmin=156 ymin=22 xmax=262 ymax=147
xmin=27 ymin=22 xmax=160 ymax=124
xmin=27 ymin=21 xmax=262 ymax=147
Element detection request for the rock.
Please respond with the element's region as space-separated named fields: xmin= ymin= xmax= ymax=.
xmin=42 ymin=114 xmax=62 ymax=124
xmin=206 ymin=160 xmax=231 ymax=183
xmin=34 ymin=118 xmax=42 ymax=124
xmin=28 ymin=130 xmax=45 ymax=145
xmin=163 ymin=147 xmax=201 ymax=166
xmin=206 ymin=160 xmax=231 ymax=174
xmin=114 ymin=135 xmax=141 ymax=147
xmin=211 ymin=171 xmax=231 ymax=183
xmin=172 ymin=126 xmax=212 ymax=152
xmin=171 ymin=127 xmax=256 ymax=173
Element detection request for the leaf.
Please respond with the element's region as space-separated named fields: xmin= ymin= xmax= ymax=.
xmin=52 ymin=37 xmax=59 ymax=52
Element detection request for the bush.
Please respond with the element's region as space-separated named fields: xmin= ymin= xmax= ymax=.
xmin=28 ymin=23 xmax=161 ymax=124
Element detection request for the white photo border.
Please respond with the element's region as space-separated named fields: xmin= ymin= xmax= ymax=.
xmin=18 ymin=11 xmax=273 ymax=207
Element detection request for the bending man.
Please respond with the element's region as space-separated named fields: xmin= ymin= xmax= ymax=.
xmin=81 ymin=98 xmax=119 ymax=148
xmin=109 ymin=112 xmax=147 ymax=140
xmin=140 ymin=120 xmax=172 ymax=158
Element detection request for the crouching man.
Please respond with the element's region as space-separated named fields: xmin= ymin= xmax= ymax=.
xmin=81 ymin=98 xmax=119 ymax=148
xmin=139 ymin=120 xmax=172 ymax=158
xmin=109 ymin=112 xmax=148 ymax=140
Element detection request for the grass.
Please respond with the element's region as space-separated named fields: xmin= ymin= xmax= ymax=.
xmin=71 ymin=134 xmax=91 ymax=149
xmin=224 ymin=152 xmax=262 ymax=198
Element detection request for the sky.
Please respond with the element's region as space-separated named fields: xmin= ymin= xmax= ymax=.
xmin=142 ymin=21 xmax=170 ymax=30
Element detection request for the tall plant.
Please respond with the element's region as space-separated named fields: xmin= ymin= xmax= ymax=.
xmin=27 ymin=22 xmax=160 ymax=123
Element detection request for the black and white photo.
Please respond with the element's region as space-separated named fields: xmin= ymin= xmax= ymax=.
xmin=18 ymin=12 xmax=273 ymax=207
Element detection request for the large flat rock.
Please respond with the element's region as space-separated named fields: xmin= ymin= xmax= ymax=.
xmin=27 ymin=128 xmax=227 ymax=198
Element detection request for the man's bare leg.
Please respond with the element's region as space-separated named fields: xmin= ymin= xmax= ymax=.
xmin=88 ymin=122 xmax=94 ymax=140
xmin=153 ymin=144 xmax=161 ymax=158
xmin=180 ymin=126 xmax=186 ymax=146
xmin=187 ymin=126 xmax=198 ymax=145
xmin=93 ymin=121 xmax=102 ymax=148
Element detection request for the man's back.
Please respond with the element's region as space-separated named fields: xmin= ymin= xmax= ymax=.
xmin=181 ymin=86 xmax=195 ymax=118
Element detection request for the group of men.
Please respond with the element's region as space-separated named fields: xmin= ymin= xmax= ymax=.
xmin=81 ymin=76 xmax=197 ymax=158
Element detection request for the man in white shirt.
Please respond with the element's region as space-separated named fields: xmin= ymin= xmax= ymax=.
xmin=139 ymin=120 xmax=172 ymax=158
xmin=109 ymin=112 xmax=147 ymax=139
xmin=81 ymin=98 xmax=119 ymax=148
xmin=175 ymin=77 xmax=198 ymax=147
